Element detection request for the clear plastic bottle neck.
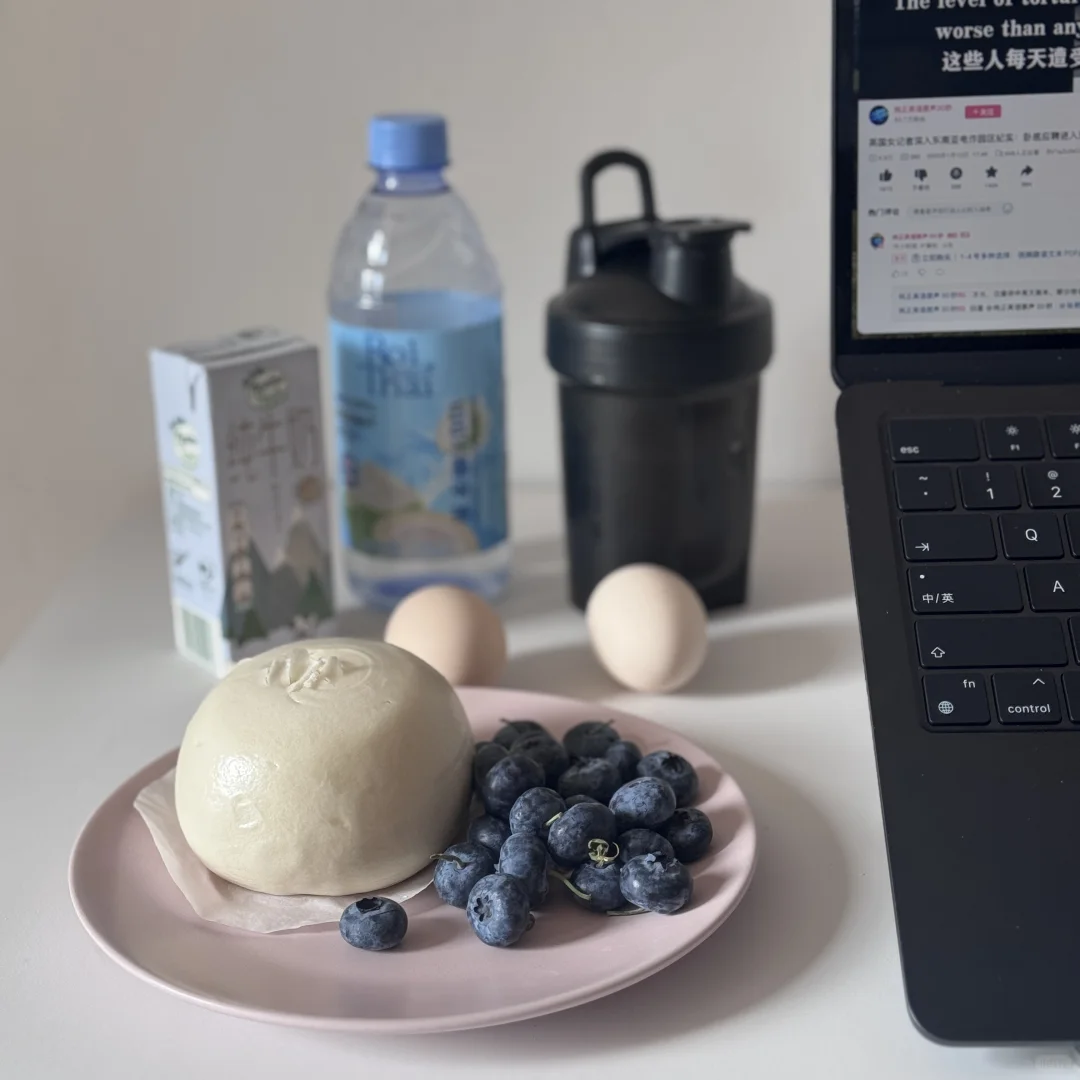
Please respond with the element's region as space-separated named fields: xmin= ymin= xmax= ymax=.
xmin=371 ymin=168 xmax=449 ymax=196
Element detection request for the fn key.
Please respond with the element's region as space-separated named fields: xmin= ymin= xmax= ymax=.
xmin=924 ymin=674 xmax=990 ymax=726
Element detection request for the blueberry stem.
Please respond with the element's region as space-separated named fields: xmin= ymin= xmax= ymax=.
xmin=429 ymin=853 xmax=466 ymax=869
xmin=545 ymin=812 xmax=564 ymax=827
xmin=587 ymin=839 xmax=620 ymax=867
xmin=556 ymin=875 xmax=593 ymax=901
xmin=607 ymin=905 xmax=649 ymax=917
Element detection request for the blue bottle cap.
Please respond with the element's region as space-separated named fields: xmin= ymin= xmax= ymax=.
xmin=368 ymin=114 xmax=449 ymax=171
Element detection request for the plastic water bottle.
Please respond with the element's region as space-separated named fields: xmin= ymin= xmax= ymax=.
xmin=328 ymin=114 xmax=509 ymax=610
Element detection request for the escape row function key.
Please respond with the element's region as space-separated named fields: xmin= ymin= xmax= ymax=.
xmin=888 ymin=419 xmax=979 ymax=463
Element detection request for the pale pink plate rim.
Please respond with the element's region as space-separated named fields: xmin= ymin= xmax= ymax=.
xmin=69 ymin=688 xmax=758 ymax=1034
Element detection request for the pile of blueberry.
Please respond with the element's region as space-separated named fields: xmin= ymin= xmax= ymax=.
xmin=339 ymin=718 xmax=714 ymax=951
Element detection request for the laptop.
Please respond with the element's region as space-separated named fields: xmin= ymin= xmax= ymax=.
xmin=833 ymin=0 xmax=1080 ymax=1045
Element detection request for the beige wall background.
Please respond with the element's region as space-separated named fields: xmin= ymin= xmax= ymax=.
xmin=0 ymin=0 xmax=837 ymax=657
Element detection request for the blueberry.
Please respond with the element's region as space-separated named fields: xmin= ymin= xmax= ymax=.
xmin=432 ymin=842 xmax=496 ymax=908
xmin=616 ymin=828 xmax=675 ymax=866
xmin=609 ymin=776 xmax=677 ymax=832
xmin=661 ymin=807 xmax=714 ymax=863
xmin=567 ymin=861 xmax=625 ymax=913
xmin=467 ymin=814 xmax=511 ymax=859
xmin=481 ymin=753 xmax=546 ymax=819
xmin=509 ymin=787 xmax=566 ymax=839
xmin=493 ymin=719 xmax=549 ymax=750
xmin=557 ymin=758 xmax=622 ymax=804
xmin=620 ymin=854 xmax=694 ymax=914
xmin=339 ymin=897 xmax=408 ymax=951
xmin=497 ymin=832 xmax=551 ymax=906
xmin=511 ymin=732 xmax=570 ymax=787
xmin=546 ymin=802 xmax=618 ymax=867
xmin=473 ymin=741 xmax=508 ymax=788
xmin=605 ymin=739 xmax=642 ymax=782
xmin=563 ymin=720 xmax=620 ymax=760
xmin=566 ymin=794 xmax=600 ymax=808
xmin=466 ymin=874 xmax=534 ymax=947
xmin=637 ymin=750 xmax=700 ymax=807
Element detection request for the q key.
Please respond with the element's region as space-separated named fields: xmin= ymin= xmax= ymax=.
xmin=1000 ymin=513 xmax=1063 ymax=560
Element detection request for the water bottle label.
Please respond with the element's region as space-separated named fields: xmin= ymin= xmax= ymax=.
xmin=330 ymin=316 xmax=508 ymax=560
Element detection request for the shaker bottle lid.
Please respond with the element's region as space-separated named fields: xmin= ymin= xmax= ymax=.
xmin=368 ymin=114 xmax=449 ymax=171
xmin=546 ymin=151 xmax=773 ymax=394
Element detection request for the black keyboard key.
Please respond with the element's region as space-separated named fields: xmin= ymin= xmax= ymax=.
xmin=1063 ymin=672 xmax=1080 ymax=723
xmin=1000 ymin=513 xmax=1063 ymax=559
xmin=888 ymin=419 xmax=979 ymax=463
xmin=958 ymin=465 xmax=1021 ymax=509
xmin=1024 ymin=463 xmax=1080 ymax=507
xmin=983 ymin=418 xmax=1044 ymax=460
xmin=1026 ymin=565 xmax=1080 ymax=611
xmin=909 ymin=566 xmax=1022 ymax=613
xmin=1065 ymin=513 xmax=1080 ymax=558
xmin=916 ymin=617 xmax=1067 ymax=668
xmin=1046 ymin=417 xmax=1080 ymax=459
xmin=924 ymin=674 xmax=991 ymax=726
xmin=901 ymin=514 xmax=996 ymax=562
xmin=993 ymin=672 xmax=1062 ymax=725
xmin=1070 ymin=619 xmax=1080 ymax=663
xmin=894 ymin=466 xmax=955 ymax=511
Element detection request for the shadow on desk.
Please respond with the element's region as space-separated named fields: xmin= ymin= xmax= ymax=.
xmin=309 ymin=747 xmax=848 ymax=1060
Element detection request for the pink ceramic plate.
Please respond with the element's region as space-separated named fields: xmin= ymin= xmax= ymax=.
xmin=69 ymin=688 xmax=757 ymax=1034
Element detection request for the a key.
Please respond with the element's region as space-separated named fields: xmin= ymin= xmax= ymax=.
xmin=958 ymin=465 xmax=1021 ymax=509
xmin=1024 ymin=463 xmax=1080 ymax=507
xmin=901 ymin=515 xmax=996 ymax=561
xmin=888 ymin=419 xmax=979 ymax=463
xmin=1062 ymin=672 xmax=1080 ymax=723
xmin=984 ymin=418 xmax=1044 ymax=460
xmin=916 ymin=617 xmax=1067 ymax=668
xmin=1046 ymin=417 xmax=1080 ymax=459
xmin=1064 ymin=512 xmax=1080 ymax=558
xmin=894 ymin=466 xmax=955 ymax=511
xmin=909 ymin=566 xmax=1022 ymax=613
xmin=1025 ymin=565 xmax=1080 ymax=611
xmin=993 ymin=672 xmax=1062 ymax=725
xmin=924 ymin=674 xmax=991 ymax=726
xmin=999 ymin=513 xmax=1064 ymax=559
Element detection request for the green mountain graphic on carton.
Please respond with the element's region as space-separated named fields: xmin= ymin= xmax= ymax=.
xmin=221 ymin=517 xmax=332 ymax=646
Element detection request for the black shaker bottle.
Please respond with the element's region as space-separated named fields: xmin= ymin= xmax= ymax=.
xmin=545 ymin=150 xmax=773 ymax=611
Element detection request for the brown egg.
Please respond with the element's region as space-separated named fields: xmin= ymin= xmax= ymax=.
xmin=384 ymin=585 xmax=507 ymax=687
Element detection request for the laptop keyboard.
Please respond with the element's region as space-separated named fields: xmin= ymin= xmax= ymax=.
xmin=888 ymin=416 xmax=1080 ymax=730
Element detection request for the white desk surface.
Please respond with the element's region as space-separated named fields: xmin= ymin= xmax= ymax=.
xmin=0 ymin=483 xmax=1069 ymax=1078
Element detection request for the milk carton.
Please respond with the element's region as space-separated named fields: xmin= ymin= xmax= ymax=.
xmin=149 ymin=328 xmax=335 ymax=675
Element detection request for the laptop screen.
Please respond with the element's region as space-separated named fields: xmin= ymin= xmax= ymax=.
xmin=834 ymin=0 xmax=1080 ymax=362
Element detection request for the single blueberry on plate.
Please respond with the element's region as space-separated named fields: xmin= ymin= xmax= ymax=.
xmin=509 ymin=787 xmax=566 ymax=839
xmin=432 ymin=842 xmax=496 ymax=908
xmin=557 ymin=758 xmax=622 ymax=804
xmin=620 ymin=853 xmax=694 ymax=914
xmin=339 ymin=897 xmax=408 ymax=951
xmin=605 ymin=739 xmax=642 ymax=782
xmin=511 ymin=731 xmax=570 ymax=787
xmin=609 ymin=776 xmax=677 ymax=831
xmin=546 ymin=801 xmax=618 ymax=867
xmin=563 ymin=720 xmax=620 ymax=761
xmin=662 ymin=807 xmax=714 ymax=863
xmin=616 ymin=828 xmax=675 ymax=866
xmin=497 ymin=832 xmax=551 ymax=906
xmin=565 ymin=794 xmax=600 ymax=808
xmin=636 ymin=750 xmax=700 ymax=807
xmin=481 ymin=753 xmax=546 ymax=819
xmin=494 ymin=719 xmax=549 ymax=750
xmin=567 ymin=861 xmax=625 ymax=913
xmin=467 ymin=874 xmax=534 ymax=947
xmin=468 ymin=814 xmax=512 ymax=859
xmin=473 ymin=741 xmax=508 ymax=788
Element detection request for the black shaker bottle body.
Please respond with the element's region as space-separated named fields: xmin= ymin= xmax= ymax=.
xmin=546 ymin=151 xmax=773 ymax=612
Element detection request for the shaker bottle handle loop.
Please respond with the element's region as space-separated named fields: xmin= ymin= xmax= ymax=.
xmin=580 ymin=150 xmax=657 ymax=228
